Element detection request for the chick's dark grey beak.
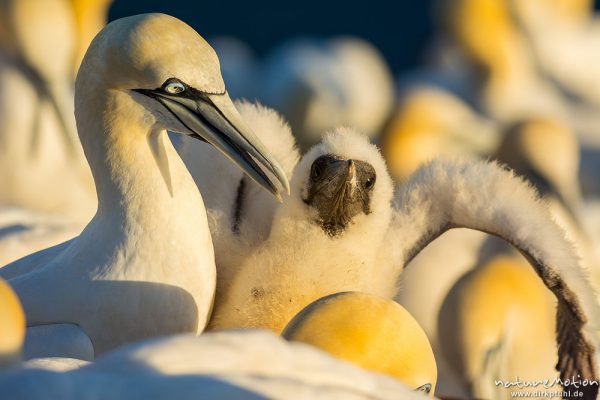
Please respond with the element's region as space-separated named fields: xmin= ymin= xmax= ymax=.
xmin=303 ymin=154 xmax=376 ymax=236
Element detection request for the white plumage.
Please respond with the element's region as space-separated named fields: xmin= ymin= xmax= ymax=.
xmin=195 ymin=103 xmax=598 ymax=394
xmin=0 ymin=330 xmax=428 ymax=400
xmin=0 ymin=14 xmax=288 ymax=360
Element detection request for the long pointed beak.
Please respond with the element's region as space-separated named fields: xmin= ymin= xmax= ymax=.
xmin=137 ymin=89 xmax=290 ymax=200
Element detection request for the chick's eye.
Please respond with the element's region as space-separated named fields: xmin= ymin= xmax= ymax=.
xmin=364 ymin=175 xmax=376 ymax=190
xmin=310 ymin=162 xmax=323 ymax=182
xmin=164 ymin=81 xmax=185 ymax=94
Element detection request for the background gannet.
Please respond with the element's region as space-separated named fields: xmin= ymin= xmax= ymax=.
xmin=0 ymin=330 xmax=429 ymax=400
xmin=0 ymin=277 xmax=24 ymax=368
xmin=0 ymin=0 xmax=114 ymax=266
xmin=205 ymin=122 xmax=599 ymax=396
xmin=70 ymin=0 xmax=113 ymax=76
xmin=0 ymin=0 xmax=95 ymax=219
xmin=381 ymin=87 xmax=498 ymax=183
xmin=437 ymin=0 xmax=567 ymax=124
xmin=282 ymin=292 xmax=437 ymax=396
xmin=0 ymin=276 xmax=90 ymax=371
xmin=261 ymin=37 xmax=394 ymax=150
xmin=396 ymin=116 xmax=600 ymax=398
xmin=439 ymin=255 xmax=557 ymax=399
xmin=0 ymin=13 xmax=288 ymax=359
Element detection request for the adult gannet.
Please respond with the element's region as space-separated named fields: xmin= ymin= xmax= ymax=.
xmin=261 ymin=37 xmax=394 ymax=150
xmin=0 ymin=13 xmax=288 ymax=359
xmin=282 ymin=292 xmax=437 ymax=396
xmin=437 ymin=0 xmax=567 ymax=124
xmin=509 ymin=0 xmax=600 ymax=108
xmin=0 ymin=0 xmax=95 ymax=218
xmin=207 ymin=126 xmax=599 ymax=397
xmin=0 ymin=330 xmax=428 ymax=400
xmin=439 ymin=255 xmax=557 ymax=399
xmin=381 ymin=86 xmax=498 ymax=183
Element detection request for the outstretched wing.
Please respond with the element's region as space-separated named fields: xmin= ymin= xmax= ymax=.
xmin=389 ymin=159 xmax=600 ymax=399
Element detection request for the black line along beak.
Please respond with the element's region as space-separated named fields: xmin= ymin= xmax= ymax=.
xmin=134 ymin=86 xmax=290 ymax=201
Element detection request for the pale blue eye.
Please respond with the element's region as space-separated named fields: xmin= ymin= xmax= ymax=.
xmin=165 ymin=82 xmax=185 ymax=94
xmin=415 ymin=383 xmax=432 ymax=394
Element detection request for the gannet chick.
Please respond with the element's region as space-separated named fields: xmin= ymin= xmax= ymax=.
xmin=382 ymin=87 xmax=498 ymax=183
xmin=0 ymin=13 xmax=288 ymax=359
xmin=439 ymin=255 xmax=557 ymax=399
xmin=0 ymin=330 xmax=428 ymax=400
xmin=282 ymin=292 xmax=437 ymax=396
xmin=261 ymin=37 xmax=394 ymax=150
xmin=209 ymin=128 xmax=599 ymax=397
xmin=0 ymin=278 xmax=24 ymax=368
xmin=0 ymin=0 xmax=95 ymax=219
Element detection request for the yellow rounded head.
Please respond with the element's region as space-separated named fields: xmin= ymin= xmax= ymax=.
xmin=70 ymin=0 xmax=114 ymax=74
xmin=382 ymin=89 xmax=475 ymax=183
xmin=439 ymin=0 xmax=522 ymax=72
xmin=0 ymin=278 xmax=25 ymax=367
xmin=282 ymin=292 xmax=437 ymax=396
xmin=496 ymin=118 xmax=580 ymax=207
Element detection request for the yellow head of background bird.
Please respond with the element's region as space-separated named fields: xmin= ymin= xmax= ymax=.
xmin=282 ymin=292 xmax=438 ymax=396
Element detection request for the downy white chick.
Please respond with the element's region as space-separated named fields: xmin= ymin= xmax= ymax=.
xmin=202 ymin=118 xmax=599 ymax=397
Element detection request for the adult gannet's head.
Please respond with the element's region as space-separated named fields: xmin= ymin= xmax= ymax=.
xmin=495 ymin=118 xmax=582 ymax=225
xmin=382 ymin=88 xmax=498 ymax=183
xmin=76 ymin=13 xmax=289 ymax=198
xmin=0 ymin=278 xmax=25 ymax=369
xmin=286 ymin=128 xmax=393 ymax=237
xmin=437 ymin=0 xmax=528 ymax=80
xmin=282 ymin=292 xmax=437 ymax=396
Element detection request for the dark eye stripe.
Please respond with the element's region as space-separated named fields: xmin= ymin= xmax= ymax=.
xmin=160 ymin=77 xmax=226 ymax=97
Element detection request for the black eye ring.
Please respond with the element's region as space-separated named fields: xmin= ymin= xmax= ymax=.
xmin=364 ymin=175 xmax=376 ymax=190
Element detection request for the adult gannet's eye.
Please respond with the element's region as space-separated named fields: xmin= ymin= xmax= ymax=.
xmin=415 ymin=383 xmax=432 ymax=394
xmin=164 ymin=80 xmax=186 ymax=94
